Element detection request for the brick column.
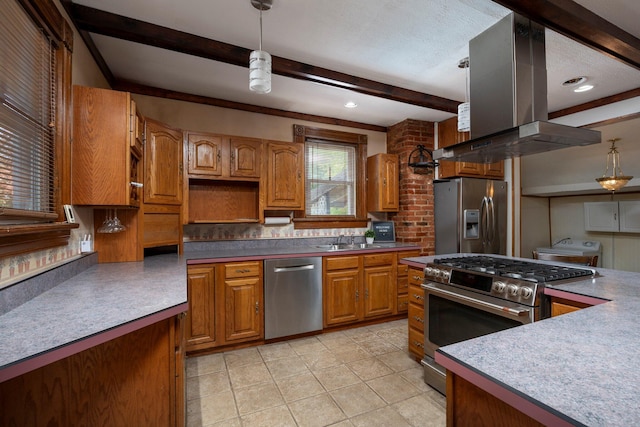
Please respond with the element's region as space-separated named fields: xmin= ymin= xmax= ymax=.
xmin=387 ymin=119 xmax=436 ymax=255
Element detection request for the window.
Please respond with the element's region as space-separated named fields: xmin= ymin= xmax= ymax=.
xmin=0 ymin=0 xmax=75 ymax=257
xmin=305 ymin=141 xmax=356 ymax=216
xmin=293 ymin=124 xmax=368 ymax=228
xmin=1 ymin=0 xmax=56 ymax=222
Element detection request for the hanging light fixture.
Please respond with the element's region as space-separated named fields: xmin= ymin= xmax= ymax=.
xmin=249 ymin=0 xmax=272 ymax=94
xmin=596 ymin=138 xmax=633 ymax=192
xmin=408 ymin=145 xmax=439 ymax=174
xmin=457 ymin=57 xmax=470 ymax=132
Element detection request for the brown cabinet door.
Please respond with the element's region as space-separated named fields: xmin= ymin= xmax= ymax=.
xmin=367 ymin=153 xmax=399 ymax=212
xmin=187 ymin=132 xmax=224 ymax=177
xmin=229 ymin=137 xmax=262 ymax=179
xmin=363 ymin=264 xmax=395 ymax=318
xmin=145 ymin=119 xmax=183 ymax=205
xmin=484 ymin=160 xmax=505 ymax=178
xmin=185 ymin=265 xmax=217 ymax=351
xmin=223 ymin=276 xmax=263 ymax=342
xmin=265 ymin=141 xmax=304 ymax=209
xmin=324 ymin=268 xmax=360 ymax=327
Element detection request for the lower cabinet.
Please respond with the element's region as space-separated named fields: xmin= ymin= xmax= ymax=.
xmin=186 ymin=261 xmax=263 ymax=353
xmin=323 ymin=252 xmax=398 ymax=328
xmin=0 ymin=315 xmax=185 ymax=427
xmin=407 ymin=266 xmax=425 ymax=360
xmin=396 ymin=251 xmax=420 ymax=313
xmin=550 ymin=296 xmax=592 ymax=317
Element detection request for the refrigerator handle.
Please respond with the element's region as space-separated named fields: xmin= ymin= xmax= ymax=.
xmin=480 ymin=196 xmax=488 ymax=247
xmin=487 ymin=197 xmax=496 ymax=245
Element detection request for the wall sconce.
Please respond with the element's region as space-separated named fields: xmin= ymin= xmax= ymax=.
xmin=596 ymin=138 xmax=633 ymax=192
xmin=408 ymin=145 xmax=439 ymax=174
xmin=249 ymin=0 xmax=272 ymax=94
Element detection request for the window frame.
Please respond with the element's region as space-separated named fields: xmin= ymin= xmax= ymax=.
xmin=0 ymin=0 xmax=76 ymax=258
xmin=293 ymin=124 xmax=368 ymax=229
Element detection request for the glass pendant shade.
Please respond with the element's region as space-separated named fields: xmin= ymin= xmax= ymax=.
xmin=596 ymin=138 xmax=633 ymax=192
xmin=249 ymin=50 xmax=271 ymax=93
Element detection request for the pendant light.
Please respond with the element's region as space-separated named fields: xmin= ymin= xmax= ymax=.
xmin=596 ymin=138 xmax=633 ymax=192
xmin=457 ymin=57 xmax=470 ymax=132
xmin=249 ymin=0 xmax=272 ymax=94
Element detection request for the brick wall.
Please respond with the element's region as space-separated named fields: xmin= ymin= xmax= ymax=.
xmin=387 ymin=119 xmax=436 ymax=255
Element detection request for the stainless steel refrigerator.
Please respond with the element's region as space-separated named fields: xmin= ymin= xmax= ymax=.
xmin=434 ymin=178 xmax=507 ymax=255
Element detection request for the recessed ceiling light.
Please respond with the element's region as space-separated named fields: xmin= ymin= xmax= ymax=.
xmin=344 ymin=101 xmax=358 ymax=108
xmin=574 ymin=84 xmax=594 ymax=93
xmin=562 ymin=76 xmax=587 ymax=87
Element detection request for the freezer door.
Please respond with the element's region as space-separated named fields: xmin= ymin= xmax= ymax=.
xmin=460 ymin=178 xmax=507 ymax=255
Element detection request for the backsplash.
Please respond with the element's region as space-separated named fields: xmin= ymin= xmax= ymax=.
xmin=184 ymin=223 xmax=370 ymax=241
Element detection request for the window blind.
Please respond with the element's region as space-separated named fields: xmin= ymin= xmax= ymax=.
xmin=0 ymin=0 xmax=57 ymax=221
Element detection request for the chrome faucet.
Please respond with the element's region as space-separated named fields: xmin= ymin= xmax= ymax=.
xmin=335 ymin=234 xmax=345 ymax=245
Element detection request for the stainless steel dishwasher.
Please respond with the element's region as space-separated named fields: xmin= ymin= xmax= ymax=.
xmin=264 ymin=257 xmax=322 ymax=340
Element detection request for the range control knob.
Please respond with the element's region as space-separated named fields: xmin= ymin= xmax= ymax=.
xmin=493 ymin=281 xmax=506 ymax=293
xmin=520 ymin=287 xmax=533 ymax=299
xmin=424 ymin=267 xmax=433 ymax=277
xmin=441 ymin=270 xmax=451 ymax=281
xmin=507 ymin=284 xmax=519 ymax=296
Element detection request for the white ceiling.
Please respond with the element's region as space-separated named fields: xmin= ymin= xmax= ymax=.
xmin=69 ymin=0 xmax=640 ymax=128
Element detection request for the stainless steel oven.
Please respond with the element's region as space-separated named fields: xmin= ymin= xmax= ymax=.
xmin=420 ymin=256 xmax=595 ymax=394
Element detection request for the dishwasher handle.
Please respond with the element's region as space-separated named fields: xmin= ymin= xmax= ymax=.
xmin=273 ymin=264 xmax=316 ymax=273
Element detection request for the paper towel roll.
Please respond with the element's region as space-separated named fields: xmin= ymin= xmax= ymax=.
xmin=264 ymin=216 xmax=291 ymax=225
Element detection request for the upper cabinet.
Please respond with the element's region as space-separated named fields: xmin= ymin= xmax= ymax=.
xmin=72 ymin=86 xmax=142 ymax=207
xmin=367 ymin=153 xmax=399 ymax=212
xmin=265 ymin=141 xmax=304 ymax=209
xmin=437 ymin=116 xmax=504 ymax=179
xmin=584 ymin=201 xmax=640 ymax=233
xmin=186 ymin=132 xmax=262 ymax=180
xmin=144 ymin=118 xmax=183 ymax=206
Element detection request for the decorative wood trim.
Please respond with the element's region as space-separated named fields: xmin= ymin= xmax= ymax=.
xmin=549 ymin=87 xmax=640 ymax=120
xmin=0 ymin=223 xmax=79 ymax=258
xmin=292 ymin=218 xmax=369 ymax=229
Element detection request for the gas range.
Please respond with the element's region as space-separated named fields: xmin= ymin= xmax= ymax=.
xmin=424 ymin=255 xmax=596 ymax=307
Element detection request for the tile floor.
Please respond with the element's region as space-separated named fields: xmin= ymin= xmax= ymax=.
xmin=186 ymin=319 xmax=446 ymax=426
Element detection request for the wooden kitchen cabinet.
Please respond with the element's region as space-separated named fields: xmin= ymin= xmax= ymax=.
xmin=408 ymin=267 xmax=425 ymax=360
xmin=264 ymin=140 xmax=304 ymax=209
xmin=396 ymin=251 xmax=420 ymax=313
xmin=185 ymin=261 xmax=263 ymax=354
xmin=0 ymin=315 xmax=185 ymax=427
xmin=71 ymin=85 xmax=142 ymax=207
xmin=437 ymin=116 xmax=504 ymax=179
xmin=362 ymin=252 xmax=396 ymax=318
xmin=144 ymin=118 xmax=183 ymax=206
xmin=367 ymin=153 xmax=399 ymax=212
xmin=549 ymin=296 xmax=592 ymax=317
xmin=186 ymin=132 xmax=262 ymax=180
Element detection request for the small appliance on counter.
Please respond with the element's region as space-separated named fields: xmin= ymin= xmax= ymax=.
xmin=536 ymin=238 xmax=602 ymax=266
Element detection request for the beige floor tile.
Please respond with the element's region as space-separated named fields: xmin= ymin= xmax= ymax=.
xmin=349 ymin=405 xmax=412 ymax=427
xmin=392 ymin=393 xmax=446 ymax=427
xmin=375 ymin=329 xmax=409 ymax=349
xmin=328 ymin=421 xmax=355 ymax=427
xmin=187 ymin=370 xmax=231 ymax=401
xmin=318 ymin=334 xmax=357 ymax=350
xmin=224 ymin=347 xmax=263 ymax=368
xmin=240 ymin=404 xmax=297 ymax=427
xmin=276 ymin=371 xmax=325 ymax=402
xmin=187 ymin=353 xmax=226 ymax=378
xmin=258 ymin=341 xmax=297 ymax=361
xmin=266 ymin=355 xmax=310 ymax=380
xmin=333 ymin=346 xmax=371 ymax=364
xmin=347 ymin=357 xmax=394 ymax=381
xmin=347 ymin=329 xmax=379 ymax=342
xmin=377 ymin=350 xmax=420 ymax=373
xmin=366 ymin=373 xmax=421 ymax=404
xmin=187 ymin=389 xmax=237 ymax=427
xmin=357 ymin=337 xmax=402 ymax=356
xmin=205 ymin=418 xmax=241 ymax=427
xmin=288 ymin=393 xmax=347 ymax=427
xmin=227 ymin=361 xmax=272 ymax=389
xmin=289 ymin=336 xmax=328 ymax=355
xmin=300 ymin=349 xmax=342 ymax=371
xmin=399 ymin=365 xmax=438 ymax=393
xmin=313 ymin=364 xmax=361 ymax=391
xmin=234 ymin=381 xmax=284 ymax=415
xmin=330 ymin=383 xmax=386 ymax=418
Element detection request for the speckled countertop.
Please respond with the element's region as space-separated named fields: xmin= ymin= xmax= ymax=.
xmin=404 ymin=255 xmax=640 ymax=427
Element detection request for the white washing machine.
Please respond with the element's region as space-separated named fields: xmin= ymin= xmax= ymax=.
xmin=536 ymin=238 xmax=602 ymax=266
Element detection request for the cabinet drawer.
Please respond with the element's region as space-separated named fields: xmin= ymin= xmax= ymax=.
xmin=408 ymin=327 xmax=425 ymax=359
xmin=408 ymin=303 xmax=425 ymax=333
xmin=363 ymin=252 xmax=395 ymax=267
xmin=325 ymin=255 xmax=360 ymax=270
xmin=397 ymin=295 xmax=409 ymax=313
xmin=408 ymin=283 xmax=424 ymax=306
xmin=225 ymin=261 xmax=261 ymax=278
xmin=397 ymin=263 xmax=408 ymax=277
xmin=408 ymin=268 xmax=423 ymax=287
xmin=397 ymin=275 xmax=408 ymax=294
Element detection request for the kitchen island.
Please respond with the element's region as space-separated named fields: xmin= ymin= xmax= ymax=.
xmin=402 ymin=255 xmax=640 ymax=427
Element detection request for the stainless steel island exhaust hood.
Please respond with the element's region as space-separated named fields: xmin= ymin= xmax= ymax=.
xmin=433 ymin=13 xmax=601 ymax=164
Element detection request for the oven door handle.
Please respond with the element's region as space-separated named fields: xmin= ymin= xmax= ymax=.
xmin=424 ymin=284 xmax=529 ymax=318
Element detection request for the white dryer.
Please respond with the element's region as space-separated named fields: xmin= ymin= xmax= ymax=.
xmin=536 ymin=238 xmax=602 ymax=266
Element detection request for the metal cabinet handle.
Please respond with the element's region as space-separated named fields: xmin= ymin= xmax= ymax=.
xmin=413 ymin=316 xmax=424 ymax=323
xmin=217 ymin=150 xmax=221 ymax=162
xmin=412 ymin=275 xmax=422 ymax=281
xmin=365 ymin=289 xmax=369 ymax=299
xmin=255 ymin=301 xmax=259 ymax=314
xmin=355 ymin=290 xmax=359 ymax=301
xmin=413 ymin=294 xmax=423 ymax=301
xmin=413 ymin=341 xmax=424 ymax=349
xmin=130 ymin=182 xmax=144 ymax=187
xmin=235 ymin=269 xmax=251 ymax=273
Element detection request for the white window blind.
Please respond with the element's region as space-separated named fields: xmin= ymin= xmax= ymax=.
xmin=0 ymin=0 xmax=57 ymax=221
xmin=305 ymin=140 xmax=356 ymax=216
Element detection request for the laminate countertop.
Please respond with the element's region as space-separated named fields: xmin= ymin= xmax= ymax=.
xmin=403 ymin=255 xmax=640 ymax=427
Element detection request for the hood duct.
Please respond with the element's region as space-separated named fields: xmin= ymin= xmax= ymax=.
xmin=433 ymin=13 xmax=601 ymax=164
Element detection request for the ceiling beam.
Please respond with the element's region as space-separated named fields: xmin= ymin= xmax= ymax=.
xmin=64 ymin=2 xmax=460 ymax=113
xmin=493 ymin=0 xmax=640 ymax=70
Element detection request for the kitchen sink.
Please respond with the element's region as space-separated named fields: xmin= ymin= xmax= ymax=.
xmin=314 ymin=243 xmax=382 ymax=251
